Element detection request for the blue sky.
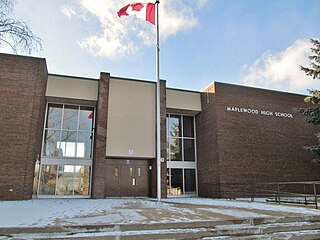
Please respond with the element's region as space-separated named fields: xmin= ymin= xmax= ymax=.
xmin=4 ymin=0 xmax=320 ymax=93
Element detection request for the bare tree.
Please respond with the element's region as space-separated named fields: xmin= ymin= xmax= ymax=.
xmin=0 ymin=0 xmax=42 ymax=54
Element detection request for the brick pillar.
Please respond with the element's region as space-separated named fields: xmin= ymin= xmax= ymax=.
xmin=160 ymin=80 xmax=167 ymax=198
xmin=92 ymin=72 xmax=110 ymax=198
xmin=151 ymin=80 xmax=167 ymax=198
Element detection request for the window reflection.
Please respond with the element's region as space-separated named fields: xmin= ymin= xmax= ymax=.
xmin=77 ymin=132 xmax=92 ymax=158
xmin=46 ymin=104 xmax=62 ymax=129
xmin=79 ymin=107 xmax=93 ymax=131
xmin=169 ymin=137 xmax=182 ymax=161
xmin=56 ymin=165 xmax=74 ymax=195
xmin=166 ymin=114 xmax=195 ymax=162
xmin=43 ymin=130 xmax=61 ymax=157
xmin=39 ymin=165 xmax=57 ymax=195
xmin=60 ymin=131 xmax=77 ymax=157
xmin=62 ymin=105 xmax=79 ymax=130
xmin=74 ymin=166 xmax=90 ymax=196
xmin=42 ymin=104 xmax=94 ymax=159
xmin=39 ymin=165 xmax=91 ymax=196
xmin=166 ymin=114 xmax=197 ymax=196
xmin=168 ymin=115 xmax=181 ymax=138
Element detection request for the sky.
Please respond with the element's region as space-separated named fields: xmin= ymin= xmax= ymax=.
xmin=3 ymin=0 xmax=320 ymax=93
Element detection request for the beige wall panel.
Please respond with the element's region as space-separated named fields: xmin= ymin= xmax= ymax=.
xmin=166 ymin=89 xmax=201 ymax=111
xmin=46 ymin=75 xmax=98 ymax=101
xmin=106 ymin=79 xmax=156 ymax=158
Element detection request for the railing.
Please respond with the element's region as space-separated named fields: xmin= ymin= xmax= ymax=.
xmin=211 ymin=181 xmax=320 ymax=209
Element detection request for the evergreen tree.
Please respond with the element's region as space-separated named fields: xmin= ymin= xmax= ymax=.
xmin=298 ymin=38 xmax=320 ymax=163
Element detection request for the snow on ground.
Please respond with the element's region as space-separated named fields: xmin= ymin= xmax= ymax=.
xmin=0 ymin=197 xmax=318 ymax=228
xmin=0 ymin=199 xmax=153 ymax=227
xmin=164 ymin=197 xmax=320 ymax=215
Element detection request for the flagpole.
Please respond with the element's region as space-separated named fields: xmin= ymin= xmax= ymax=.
xmin=155 ymin=0 xmax=161 ymax=202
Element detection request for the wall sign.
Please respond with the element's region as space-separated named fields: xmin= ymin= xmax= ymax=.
xmin=226 ymin=106 xmax=293 ymax=118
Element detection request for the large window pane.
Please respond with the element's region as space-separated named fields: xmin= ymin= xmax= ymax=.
xmin=168 ymin=115 xmax=181 ymax=138
xmin=56 ymin=165 xmax=74 ymax=195
xmin=60 ymin=131 xmax=77 ymax=157
xmin=62 ymin=105 xmax=79 ymax=130
xmin=39 ymin=165 xmax=57 ymax=195
xmin=43 ymin=130 xmax=61 ymax=157
xmin=77 ymin=132 xmax=92 ymax=158
xmin=184 ymin=169 xmax=196 ymax=193
xmin=79 ymin=107 xmax=93 ymax=131
xmin=184 ymin=139 xmax=195 ymax=162
xmin=73 ymin=166 xmax=90 ymax=196
xmin=170 ymin=169 xmax=183 ymax=195
xmin=169 ymin=137 xmax=182 ymax=161
xmin=46 ymin=104 xmax=63 ymax=129
xmin=183 ymin=116 xmax=194 ymax=138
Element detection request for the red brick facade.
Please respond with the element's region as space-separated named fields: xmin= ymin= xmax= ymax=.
xmin=197 ymin=82 xmax=320 ymax=198
xmin=0 ymin=54 xmax=47 ymax=200
xmin=1 ymin=53 xmax=319 ymax=200
xmin=92 ymin=72 xmax=110 ymax=198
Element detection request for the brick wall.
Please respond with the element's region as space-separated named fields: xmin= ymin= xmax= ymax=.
xmin=0 ymin=53 xmax=47 ymax=200
xmin=197 ymin=82 xmax=320 ymax=198
xmin=91 ymin=72 xmax=110 ymax=198
xmin=196 ymin=91 xmax=221 ymax=197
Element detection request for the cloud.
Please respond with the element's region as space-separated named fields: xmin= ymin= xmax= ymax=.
xmin=61 ymin=5 xmax=77 ymax=19
xmin=241 ymin=39 xmax=317 ymax=93
xmin=62 ymin=0 xmax=206 ymax=59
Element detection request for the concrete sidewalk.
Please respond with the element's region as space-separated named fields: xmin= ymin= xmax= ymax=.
xmin=0 ymin=198 xmax=320 ymax=239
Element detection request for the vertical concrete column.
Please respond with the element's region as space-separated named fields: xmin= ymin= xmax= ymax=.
xmin=92 ymin=72 xmax=110 ymax=199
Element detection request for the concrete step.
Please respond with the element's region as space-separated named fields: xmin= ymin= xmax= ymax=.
xmin=1 ymin=215 xmax=320 ymax=239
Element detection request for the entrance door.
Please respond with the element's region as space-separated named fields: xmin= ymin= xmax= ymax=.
xmin=105 ymin=160 xmax=149 ymax=197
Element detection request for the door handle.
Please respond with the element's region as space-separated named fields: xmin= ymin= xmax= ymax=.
xmin=133 ymin=178 xmax=136 ymax=186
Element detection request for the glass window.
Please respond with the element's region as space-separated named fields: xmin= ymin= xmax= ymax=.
xmin=38 ymin=103 xmax=94 ymax=197
xmin=184 ymin=139 xmax=195 ymax=162
xmin=77 ymin=132 xmax=92 ymax=158
xmin=73 ymin=166 xmax=90 ymax=196
xmin=166 ymin=114 xmax=197 ymax=196
xmin=168 ymin=115 xmax=181 ymax=138
xmin=60 ymin=131 xmax=77 ymax=157
xmin=169 ymin=137 xmax=182 ymax=161
xmin=79 ymin=107 xmax=93 ymax=131
xmin=183 ymin=116 xmax=194 ymax=138
xmin=62 ymin=105 xmax=79 ymax=130
xmin=46 ymin=104 xmax=63 ymax=129
xmin=56 ymin=165 xmax=75 ymax=195
xmin=42 ymin=104 xmax=94 ymax=159
xmin=39 ymin=165 xmax=57 ymax=195
xmin=184 ymin=169 xmax=196 ymax=193
xmin=43 ymin=130 xmax=61 ymax=157
xmin=166 ymin=114 xmax=196 ymax=162
xmin=170 ymin=169 xmax=183 ymax=195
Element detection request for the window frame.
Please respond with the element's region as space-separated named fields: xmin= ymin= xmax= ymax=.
xmin=37 ymin=102 xmax=95 ymax=198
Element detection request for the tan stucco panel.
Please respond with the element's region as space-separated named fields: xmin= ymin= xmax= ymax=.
xmin=106 ymin=79 xmax=156 ymax=158
xmin=46 ymin=75 xmax=98 ymax=101
xmin=166 ymin=89 xmax=201 ymax=111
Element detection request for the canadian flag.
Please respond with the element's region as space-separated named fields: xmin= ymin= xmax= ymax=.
xmin=117 ymin=3 xmax=156 ymax=25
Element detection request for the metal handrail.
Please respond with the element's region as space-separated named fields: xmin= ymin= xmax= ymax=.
xmin=211 ymin=181 xmax=320 ymax=209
